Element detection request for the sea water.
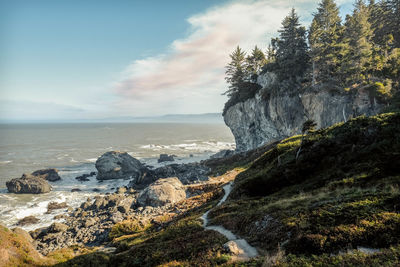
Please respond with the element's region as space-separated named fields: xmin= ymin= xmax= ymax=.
xmin=0 ymin=122 xmax=235 ymax=231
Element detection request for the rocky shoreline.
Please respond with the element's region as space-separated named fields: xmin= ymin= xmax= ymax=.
xmin=4 ymin=149 xmax=236 ymax=256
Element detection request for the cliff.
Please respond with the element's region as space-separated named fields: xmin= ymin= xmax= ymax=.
xmin=224 ymin=72 xmax=382 ymax=151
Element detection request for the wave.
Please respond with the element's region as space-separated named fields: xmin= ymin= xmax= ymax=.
xmin=0 ymin=160 xmax=12 ymax=164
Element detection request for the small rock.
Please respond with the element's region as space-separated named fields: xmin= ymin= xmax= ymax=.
xmin=224 ymin=241 xmax=243 ymax=255
xmin=46 ymin=201 xmax=68 ymax=213
xmin=116 ymin=187 xmax=127 ymax=194
xmin=71 ymin=188 xmax=81 ymax=192
xmin=48 ymin=222 xmax=68 ymax=233
xmin=17 ymin=216 xmax=40 ymax=226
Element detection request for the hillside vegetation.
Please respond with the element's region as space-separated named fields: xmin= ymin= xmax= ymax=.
xmin=209 ymin=112 xmax=400 ymax=265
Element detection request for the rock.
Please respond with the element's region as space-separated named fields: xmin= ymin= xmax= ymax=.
xmin=29 ymin=227 xmax=48 ymax=239
xmin=71 ymin=188 xmax=81 ymax=192
xmin=53 ymin=214 xmax=68 ymax=220
xmin=89 ymin=172 xmax=96 ymax=176
xmin=151 ymin=163 xmax=210 ymax=184
xmin=48 ymin=222 xmax=68 ymax=233
xmin=210 ymin=149 xmax=235 ymax=159
xmin=17 ymin=216 xmax=40 ymax=226
xmin=31 ymin=168 xmax=61 ymax=182
xmin=75 ymin=174 xmax=90 ymax=181
xmin=95 ymin=151 xmax=147 ymax=181
xmin=92 ymin=188 xmax=100 ymax=192
xmin=46 ymin=202 xmax=68 ymax=213
xmin=223 ymin=240 xmax=244 ymax=255
xmin=158 ymin=154 xmax=175 ymax=163
xmin=137 ymin=177 xmax=186 ymax=207
xmin=6 ymin=174 xmax=51 ymax=194
xmin=116 ymin=187 xmax=127 ymax=194
xmin=224 ymin=72 xmax=382 ymax=151
xmin=83 ymin=218 xmax=96 ymax=228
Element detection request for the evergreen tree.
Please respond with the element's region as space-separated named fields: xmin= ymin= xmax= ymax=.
xmin=224 ymin=46 xmax=247 ymax=96
xmin=309 ymin=0 xmax=343 ymax=84
xmin=275 ymin=8 xmax=310 ymax=81
xmin=246 ymin=46 xmax=267 ymax=75
xmin=340 ymin=0 xmax=373 ymax=83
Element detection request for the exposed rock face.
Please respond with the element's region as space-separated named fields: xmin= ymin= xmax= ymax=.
xmin=6 ymin=174 xmax=52 ymax=194
xmin=31 ymin=168 xmax=61 ymax=182
xmin=95 ymin=151 xmax=147 ymax=181
xmin=224 ymin=72 xmax=382 ymax=151
xmin=137 ymin=177 xmax=186 ymax=207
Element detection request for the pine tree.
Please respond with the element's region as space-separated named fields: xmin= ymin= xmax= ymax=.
xmin=340 ymin=0 xmax=373 ymax=83
xmin=309 ymin=0 xmax=343 ymax=84
xmin=224 ymin=46 xmax=247 ymax=97
xmin=246 ymin=46 xmax=267 ymax=75
xmin=275 ymin=8 xmax=310 ymax=81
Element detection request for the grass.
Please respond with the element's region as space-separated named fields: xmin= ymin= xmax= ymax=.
xmin=208 ymin=112 xmax=400 ymax=265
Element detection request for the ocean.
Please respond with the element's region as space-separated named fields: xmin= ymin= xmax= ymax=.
xmin=0 ymin=122 xmax=235 ymax=231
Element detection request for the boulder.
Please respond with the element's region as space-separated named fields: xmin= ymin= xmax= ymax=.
xmin=95 ymin=151 xmax=147 ymax=181
xmin=158 ymin=154 xmax=175 ymax=163
xmin=46 ymin=202 xmax=68 ymax=213
xmin=31 ymin=168 xmax=61 ymax=181
xmin=137 ymin=177 xmax=186 ymax=207
xmin=6 ymin=174 xmax=52 ymax=194
xmin=17 ymin=216 xmax=40 ymax=226
xmin=48 ymin=222 xmax=68 ymax=233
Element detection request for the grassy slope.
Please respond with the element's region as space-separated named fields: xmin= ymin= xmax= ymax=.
xmin=209 ymin=112 xmax=400 ymax=265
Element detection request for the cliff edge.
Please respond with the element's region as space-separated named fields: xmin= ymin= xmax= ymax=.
xmin=223 ymin=72 xmax=382 ymax=151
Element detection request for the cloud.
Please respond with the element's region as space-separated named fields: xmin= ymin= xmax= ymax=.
xmin=113 ymin=0 xmax=352 ymax=116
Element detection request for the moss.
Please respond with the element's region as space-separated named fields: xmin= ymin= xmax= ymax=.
xmin=109 ymin=219 xmax=152 ymax=240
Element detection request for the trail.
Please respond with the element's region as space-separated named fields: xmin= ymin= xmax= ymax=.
xmin=201 ymin=183 xmax=258 ymax=260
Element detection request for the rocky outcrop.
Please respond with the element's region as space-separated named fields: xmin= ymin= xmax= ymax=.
xmin=31 ymin=168 xmax=61 ymax=182
xmin=137 ymin=177 xmax=186 ymax=207
xmin=6 ymin=174 xmax=52 ymax=194
xmin=95 ymin=151 xmax=147 ymax=181
xmin=223 ymin=72 xmax=382 ymax=151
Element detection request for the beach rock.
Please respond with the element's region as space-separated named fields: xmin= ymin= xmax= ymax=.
xmin=75 ymin=174 xmax=90 ymax=181
xmin=137 ymin=177 xmax=186 ymax=207
xmin=158 ymin=154 xmax=175 ymax=163
xmin=95 ymin=151 xmax=147 ymax=181
xmin=48 ymin=222 xmax=68 ymax=233
xmin=71 ymin=188 xmax=81 ymax=192
xmin=17 ymin=216 xmax=40 ymax=226
xmin=6 ymin=174 xmax=51 ymax=194
xmin=31 ymin=168 xmax=61 ymax=182
xmin=46 ymin=202 xmax=69 ymax=213
xmin=151 ymin=163 xmax=210 ymax=184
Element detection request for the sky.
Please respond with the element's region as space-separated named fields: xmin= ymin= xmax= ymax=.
xmin=0 ymin=0 xmax=354 ymax=121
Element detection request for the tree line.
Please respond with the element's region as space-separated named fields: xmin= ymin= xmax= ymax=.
xmin=224 ymin=0 xmax=400 ymax=104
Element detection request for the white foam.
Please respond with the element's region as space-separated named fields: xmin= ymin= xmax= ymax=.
xmin=0 ymin=160 xmax=12 ymax=164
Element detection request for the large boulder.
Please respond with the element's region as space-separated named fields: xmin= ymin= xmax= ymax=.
xmin=6 ymin=174 xmax=51 ymax=194
xmin=31 ymin=168 xmax=61 ymax=181
xmin=137 ymin=177 xmax=186 ymax=207
xmin=95 ymin=151 xmax=147 ymax=181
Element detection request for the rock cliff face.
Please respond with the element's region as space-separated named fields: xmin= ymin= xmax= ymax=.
xmin=224 ymin=72 xmax=382 ymax=151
